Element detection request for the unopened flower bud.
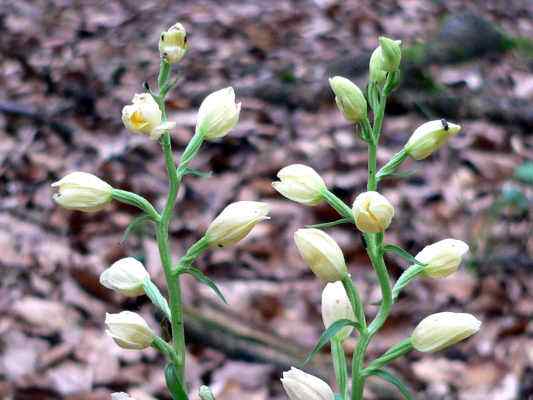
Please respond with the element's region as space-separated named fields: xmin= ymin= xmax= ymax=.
xmin=196 ymin=87 xmax=241 ymax=140
xmin=405 ymin=119 xmax=461 ymax=160
xmin=411 ymin=312 xmax=481 ymax=353
xmin=122 ymin=93 xmax=169 ymax=140
xmin=352 ymin=191 xmax=394 ymax=233
xmin=100 ymin=257 xmax=149 ymax=297
xmin=159 ymin=23 xmax=187 ymax=64
xmin=321 ymin=282 xmax=356 ymax=341
xmin=416 ymin=239 xmax=469 ymax=278
xmin=105 ymin=311 xmax=155 ymax=350
xmin=329 ymin=76 xmax=367 ymax=123
xmin=51 ymin=172 xmax=112 ymax=212
xmin=272 ymin=164 xmax=326 ymax=206
xmin=199 ymin=386 xmax=215 ymax=400
xmin=369 ymin=47 xmax=387 ymax=85
xmin=281 ymin=367 xmax=335 ymax=400
xmin=294 ymin=229 xmax=347 ymax=282
xmin=378 ymin=36 xmax=402 ymax=72
xmin=206 ymin=201 xmax=270 ymax=248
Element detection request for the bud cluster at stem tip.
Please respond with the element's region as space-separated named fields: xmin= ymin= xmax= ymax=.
xmin=159 ymin=23 xmax=188 ymax=64
xmin=281 ymin=367 xmax=335 ymax=400
xmin=100 ymin=257 xmax=149 ymax=297
xmin=411 ymin=312 xmax=481 ymax=352
xmin=272 ymin=164 xmax=326 ymax=206
xmin=369 ymin=36 xmax=402 ymax=84
xmin=196 ymin=87 xmax=241 ymax=140
xmin=321 ymin=281 xmax=356 ymax=341
xmin=51 ymin=171 xmax=113 ymax=212
xmin=294 ymin=228 xmax=347 ymax=282
xmin=205 ymin=201 xmax=270 ymax=248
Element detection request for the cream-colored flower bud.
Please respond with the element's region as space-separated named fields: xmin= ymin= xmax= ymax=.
xmin=121 ymin=93 xmax=164 ymax=140
xmin=105 ymin=311 xmax=155 ymax=350
xmin=196 ymin=87 xmax=241 ymax=140
xmin=51 ymin=172 xmax=112 ymax=212
xmin=321 ymin=282 xmax=356 ymax=341
xmin=378 ymin=36 xmax=402 ymax=72
xmin=99 ymin=257 xmax=149 ymax=297
xmin=206 ymin=201 xmax=270 ymax=248
xmin=281 ymin=367 xmax=335 ymax=400
xmin=111 ymin=393 xmax=135 ymax=400
xmin=294 ymin=229 xmax=347 ymax=283
xmin=159 ymin=23 xmax=187 ymax=64
xmin=352 ymin=191 xmax=394 ymax=233
xmin=272 ymin=164 xmax=326 ymax=206
xmin=411 ymin=312 xmax=481 ymax=353
xmin=329 ymin=76 xmax=367 ymax=123
xmin=405 ymin=119 xmax=461 ymax=160
xmin=416 ymin=239 xmax=469 ymax=278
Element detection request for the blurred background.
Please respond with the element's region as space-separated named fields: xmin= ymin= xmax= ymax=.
xmin=1 ymin=1 xmax=533 ymax=399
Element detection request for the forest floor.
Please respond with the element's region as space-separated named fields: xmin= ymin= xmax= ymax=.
xmin=1 ymin=1 xmax=533 ymax=399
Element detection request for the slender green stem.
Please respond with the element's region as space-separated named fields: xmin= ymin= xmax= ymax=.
xmin=152 ymin=336 xmax=180 ymax=366
xmin=111 ymin=189 xmax=161 ymax=222
xmin=391 ymin=263 xmax=425 ymax=301
xmin=172 ymin=236 xmax=210 ymax=274
xmin=363 ymin=338 xmax=413 ymax=375
xmin=376 ymin=148 xmax=408 ymax=182
xmin=331 ymin=339 xmax=349 ymax=400
xmin=351 ymin=333 xmax=370 ymax=400
xmin=321 ymin=189 xmax=354 ymax=222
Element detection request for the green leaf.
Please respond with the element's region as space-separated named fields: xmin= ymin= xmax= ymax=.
xmin=367 ymin=369 xmax=415 ymax=400
xmin=179 ymin=267 xmax=227 ymax=304
xmin=143 ymin=278 xmax=171 ymax=320
xmin=383 ymin=244 xmax=425 ymax=267
xmin=304 ymin=319 xmax=360 ymax=365
xmin=122 ymin=214 xmax=152 ymax=243
xmin=306 ymin=218 xmax=351 ymax=229
xmin=181 ymin=167 xmax=213 ymax=179
xmin=165 ymin=363 xmax=189 ymax=400
xmin=514 ymin=162 xmax=533 ymax=185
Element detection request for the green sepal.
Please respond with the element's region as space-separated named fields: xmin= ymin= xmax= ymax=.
xmin=121 ymin=213 xmax=152 ymax=243
xmin=178 ymin=267 xmax=227 ymax=304
xmin=306 ymin=218 xmax=351 ymax=229
xmin=383 ymin=244 xmax=425 ymax=267
xmin=304 ymin=319 xmax=360 ymax=365
xmin=165 ymin=363 xmax=189 ymax=400
xmin=143 ymin=278 xmax=172 ymax=320
xmin=366 ymin=369 xmax=415 ymax=400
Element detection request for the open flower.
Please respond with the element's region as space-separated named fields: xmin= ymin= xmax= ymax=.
xmin=51 ymin=172 xmax=112 ymax=212
xmin=272 ymin=164 xmax=326 ymax=206
xmin=122 ymin=93 xmax=175 ymax=140
xmin=206 ymin=201 xmax=270 ymax=248
xmin=352 ymin=191 xmax=394 ymax=233
xmin=294 ymin=228 xmax=347 ymax=282
xmin=411 ymin=312 xmax=481 ymax=352
xmin=281 ymin=367 xmax=334 ymax=400
xmin=100 ymin=257 xmax=150 ymax=297
xmin=105 ymin=311 xmax=155 ymax=350
xmin=196 ymin=87 xmax=241 ymax=140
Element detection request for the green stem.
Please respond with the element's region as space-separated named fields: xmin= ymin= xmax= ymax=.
xmin=363 ymin=338 xmax=413 ymax=375
xmin=152 ymin=336 xmax=180 ymax=366
xmin=331 ymin=339 xmax=349 ymax=400
xmin=376 ymin=148 xmax=408 ymax=182
xmin=341 ymin=275 xmax=367 ymax=332
xmin=111 ymin=189 xmax=161 ymax=222
xmin=172 ymin=236 xmax=210 ymax=274
xmin=321 ymin=189 xmax=355 ymax=222
xmin=391 ymin=263 xmax=425 ymax=301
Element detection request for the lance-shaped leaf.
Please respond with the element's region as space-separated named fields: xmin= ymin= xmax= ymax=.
xmin=366 ymin=369 xmax=415 ymax=400
xmin=122 ymin=213 xmax=152 ymax=243
xmin=178 ymin=267 xmax=227 ymax=304
xmin=165 ymin=363 xmax=189 ymax=400
xmin=304 ymin=319 xmax=360 ymax=365
xmin=383 ymin=244 xmax=426 ymax=267
xmin=306 ymin=218 xmax=351 ymax=229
